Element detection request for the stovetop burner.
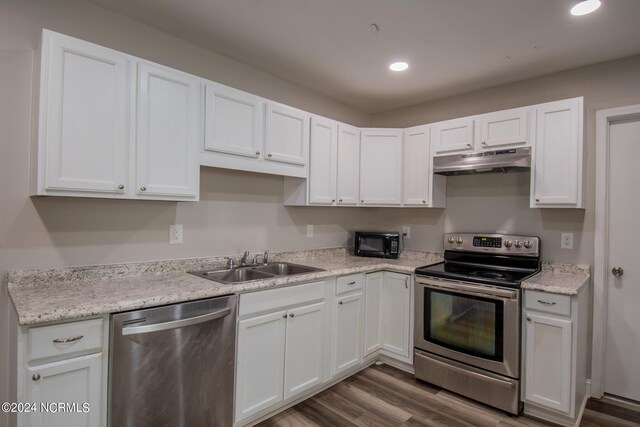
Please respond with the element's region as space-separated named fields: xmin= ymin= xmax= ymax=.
xmin=415 ymin=232 xmax=541 ymax=288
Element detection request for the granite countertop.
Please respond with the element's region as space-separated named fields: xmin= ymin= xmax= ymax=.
xmin=521 ymin=262 xmax=591 ymax=296
xmin=7 ymin=248 xmax=442 ymax=326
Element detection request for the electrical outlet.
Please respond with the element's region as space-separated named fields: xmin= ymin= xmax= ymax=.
xmin=306 ymin=224 xmax=314 ymax=237
xmin=169 ymin=224 xmax=183 ymax=245
xmin=403 ymin=225 xmax=411 ymax=239
xmin=561 ymin=233 xmax=573 ymax=249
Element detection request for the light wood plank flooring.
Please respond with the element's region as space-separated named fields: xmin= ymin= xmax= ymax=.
xmin=257 ymin=363 xmax=640 ymax=427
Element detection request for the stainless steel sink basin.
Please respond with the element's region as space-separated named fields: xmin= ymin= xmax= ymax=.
xmin=252 ymin=262 xmax=322 ymax=276
xmin=189 ymin=262 xmax=324 ymax=284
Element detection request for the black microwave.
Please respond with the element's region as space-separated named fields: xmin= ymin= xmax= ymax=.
xmin=354 ymin=231 xmax=400 ymax=259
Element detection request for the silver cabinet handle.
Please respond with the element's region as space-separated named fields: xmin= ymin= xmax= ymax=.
xmin=289 ymin=313 xmax=294 ymax=318
xmin=282 ymin=314 xmax=287 ymax=319
xmin=256 ymin=151 xmax=261 ymax=155
xmin=267 ymin=153 xmax=272 ymax=157
xmin=117 ymin=184 xmax=125 ymax=190
xmin=140 ymin=186 xmax=146 ymax=192
xmin=527 ymin=317 xmax=532 ymax=322
xmin=537 ymin=300 xmax=556 ymax=305
xmin=32 ymin=374 xmax=40 ymax=381
xmin=347 ymin=281 xmax=356 ymax=285
xmin=466 ymin=143 xmax=472 ymax=147
xmin=338 ymin=301 xmax=343 ymax=305
xmin=332 ymin=199 xmax=336 ymax=203
xmin=122 ymin=307 xmax=231 ymax=336
xmin=361 ymin=200 xmax=364 ymax=203
xmin=535 ymin=197 xmax=540 ymax=202
xmin=482 ymin=141 xmax=487 ymax=145
xmin=612 ymin=267 xmax=624 ymax=277
xmin=422 ymin=200 xmax=426 ymax=204
xmin=339 ymin=198 xmax=343 ymax=202
xmin=52 ymin=335 xmax=83 ymax=344
xmin=405 ymin=277 xmax=408 ymax=289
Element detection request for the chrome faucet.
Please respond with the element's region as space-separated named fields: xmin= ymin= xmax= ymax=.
xmin=223 ymin=257 xmax=236 ymax=269
xmin=262 ymin=250 xmax=269 ymax=265
xmin=239 ymin=251 xmax=250 ymax=266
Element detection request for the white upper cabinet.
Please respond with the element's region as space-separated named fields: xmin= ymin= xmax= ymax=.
xmin=308 ymin=117 xmax=337 ymax=205
xmin=478 ymin=107 xmax=531 ymax=149
xmin=531 ymin=97 xmax=584 ymax=208
xmin=432 ymin=118 xmax=475 ymax=154
xmin=36 ymin=30 xmax=128 ymax=197
xmin=134 ymin=62 xmax=201 ymax=199
xmin=403 ymin=125 xmax=431 ymax=206
xmin=359 ymin=129 xmax=403 ymax=205
xmin=336 ymin=124 xmax=360 ymax=205
xmin=204 ymin=81 xmax=264 ymax=158
xmin=265 ymin=102 xmax=309 ymax=166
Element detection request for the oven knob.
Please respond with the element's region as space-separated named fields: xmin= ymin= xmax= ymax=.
xmin=514 ymin=240 xmax=523 ymax=248
xmin=448 ymin=236 xmax=456 ymax=244
xmin=504 ymin=240 xmax=513 ymax=248
xmin=456 ymin=237 xmax=463 ymax=245
xmin=523 ymin=240 xmax=533 ymax=249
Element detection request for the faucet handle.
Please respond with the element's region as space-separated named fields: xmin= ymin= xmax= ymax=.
xmin=223 ymin=257 xmax=235 ymax=269
xmin=263 ymin=250 xmax=270 ymax=265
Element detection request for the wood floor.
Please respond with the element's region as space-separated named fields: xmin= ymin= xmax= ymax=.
xmin=257 ymin=363 xmax=640 ymax=427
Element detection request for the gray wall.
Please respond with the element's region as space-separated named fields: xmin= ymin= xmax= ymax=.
xmin=3 ymin=0 xmax=640 ymax=421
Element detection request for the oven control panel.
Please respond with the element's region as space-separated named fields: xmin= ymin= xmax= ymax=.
xmin=444 ymin=233 xmax=540 ymax=256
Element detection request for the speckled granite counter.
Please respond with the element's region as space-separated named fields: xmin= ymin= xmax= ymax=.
xmin=521 ymin=262 xmax=590 ymax=296
xmin=7 ymin=248 xmax=442 ymax=326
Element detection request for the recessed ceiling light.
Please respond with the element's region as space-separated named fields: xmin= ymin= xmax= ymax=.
xmin=389 ymin=62 xmax=409 ymax=72
xmin=571 ymin=0 xmax=601 ymax=16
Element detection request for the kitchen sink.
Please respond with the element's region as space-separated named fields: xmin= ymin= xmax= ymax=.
xmin=189 ymin=262 xmax=324 ymax=284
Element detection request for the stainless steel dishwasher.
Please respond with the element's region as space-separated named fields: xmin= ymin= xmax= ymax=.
xmin=109 ymin=294 xmax=236 ymax=427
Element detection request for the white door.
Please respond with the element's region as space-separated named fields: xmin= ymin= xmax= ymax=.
xmin=308 ymin=117 xmax=337 ymax=205
xmin=336 ymin=124 xmax=360 ymax=205
xmin=523 ymin=313 xmax=572 ymax=414
xmin=334 ymin=293 xmax=363 ymax=374
xmin=403 ymin=125 xmax=430 ymax=206
xmin=363 ymin=272 xmax=382 ymax=356
xmin=479 ymin=107 xmax=530 ymax=149
xmin=381 ymin=273 xmax=411 ymax=357
xmin=604 ymin=117 xmax=640 ymax=402
xmin=135 ymin=62 xmax=201 ymax=199
xmin=283 ymin=302 xmax=326 ymax=399
xmin=204 ymin=81 xmax=264 ymax=158
xmin=532 ymin=97 xmax=583 ymax=208
xmin=27 ymin=353 xmax=103 ymax=427
xmin=264 ymin=102 xmax=309 ymax=166
xmin=359 ymin=129 xmax=402 ymax=205
xmin=432 ymin=118 xmax=474 ymax=154
xmin=236 ymin=311 xmax=286 ymax=422
xmin=42 ymin=31 xmax=128 ymax=195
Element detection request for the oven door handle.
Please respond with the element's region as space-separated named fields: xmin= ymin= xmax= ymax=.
xmin=417 ymin=278 xmax=518 ymax=299
xmin=422 ymin=351 xmax=515 ymax=389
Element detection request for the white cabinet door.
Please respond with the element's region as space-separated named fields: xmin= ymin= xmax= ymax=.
xmin=283 ymin=302 xmax=326 ymax=399
xmin=432 ymin=118 xmax=474 ymax=154
xmin=308 ymin=117 xmax=337 ymax=205
xmin=532 ymin=97 xmax=583 ymax=208
xmin=265 ymin=103 xmax=309 ymax=166
xmin=524 ymin=312 xmax=573 ymax=415
xmin=40 ymin=30 xmax=128 ymax=196
xmin=334 ymin=292 xmax=363 ymax=374
xmin=204 ymin=81 xmax=264 ymax=158
xmin=336 ymin=124 xmax=360 ymax=205
xmin=381 ymin=272 xmax=411 ymax=358
xmin=363 ymin=272 xmax=383 ymax=356
xmin=135 ymin=62 xmax=201 ymax=199
xmin=479 ymin=107 xmax=530 ymax=149
xmin=236 ymin=311 xmax=287 ymax=422
xmin=359 ymin=129 xmax=403 ymax=205
xmin=403 ymin=125 xmax=431 ymax=206
xmin=27 ymin=352 xmax=103 ymax=427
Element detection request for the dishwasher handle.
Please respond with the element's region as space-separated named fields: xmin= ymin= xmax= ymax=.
xmin=122 ymin=307 xmax=232 ymax=336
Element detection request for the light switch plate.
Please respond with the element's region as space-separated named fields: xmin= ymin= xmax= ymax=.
xmin=403 ymin=225 xmax=411 ymax=239
xmin=306 ymin=224 xmax=314 ymax=237
xmin=170 ymin=224 xmax=183 ymax=244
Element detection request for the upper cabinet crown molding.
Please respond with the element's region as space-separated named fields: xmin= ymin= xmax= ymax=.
xmin=32 ymin=29 xmax=201 ymax=201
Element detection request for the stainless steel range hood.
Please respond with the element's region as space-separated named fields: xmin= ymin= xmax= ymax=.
xmin=433 ymin=147 xmax=531 ymax=176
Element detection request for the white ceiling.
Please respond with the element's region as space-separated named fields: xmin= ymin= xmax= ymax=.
xmin=88 ymin=0 xmax=640 ymax=114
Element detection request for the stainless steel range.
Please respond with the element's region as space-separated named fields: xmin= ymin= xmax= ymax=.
xmin=414 ymin=233 xmax=540 ymax=415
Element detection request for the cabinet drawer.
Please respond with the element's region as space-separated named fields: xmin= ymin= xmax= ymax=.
xmin=28 ymin=318 xmax=104 ymax=363
xmin=336 ymin=273 xmax=364 ymax=295
xmin=525 ymin=291 xmax=571 ymax=316
xmin=239 ymin=281 xmax=325 ymax=317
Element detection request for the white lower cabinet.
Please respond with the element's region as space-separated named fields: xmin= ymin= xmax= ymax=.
xmin=363 ymin=272 xmax=412 ymax=362
xmin=16 ymin=316 xmax=108 ymax=427
xmin=522 ymin=287 xmax=589 ymax=426
xmin=334 ymin=292 xmax=364 ymax=374
xmin=235 ymin=281 xmax=329 ymax=424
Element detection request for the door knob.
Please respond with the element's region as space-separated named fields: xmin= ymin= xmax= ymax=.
xmin=612 ymin=267 xmax=624 ymax=277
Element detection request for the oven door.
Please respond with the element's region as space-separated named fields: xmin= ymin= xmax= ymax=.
xmin=414 ymin=276 xmax=520 ymax=378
